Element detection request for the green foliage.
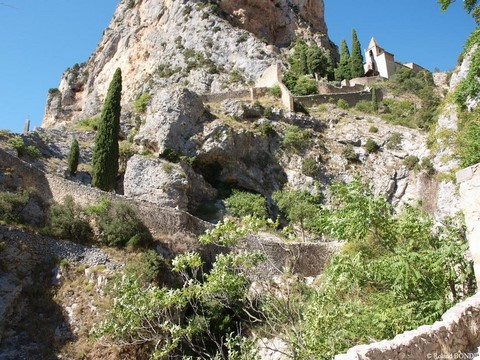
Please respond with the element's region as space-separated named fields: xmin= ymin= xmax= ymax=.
xmin=0 ymin=189 xmax=31 ymax=224
xmin=368 ymin=126 xmax=378 ymax=133
xmin=88 ymin=197 xmax=152 ymax=248
xmin=92 ymin=68 xmax=122 ymax=191
xmin=269 ymin=85 xmax=282 ymax=98
xmin=302 ymin=156 xmax=320 ymax=177
xmin=75 ymin=116 xmax=99 ymax=131
xmin=225 ymin=190 xmax=268 ymax=219
xmin=336 ymin=98 xmax=349 ymax=109
xmin=439 ymin=0 xmax=480 ymax=24
xmin=159 ymin=147 xmax=181 ymax=162
xmin=67 ymin=139 xmax=80 ymax=176
xmin=420 ymin=157 xmax=435 ymax=175
xmin=124 ymin=249 xmax=167 ymax=286
xmin=134 ymin=93 xmax=151 ymax=113
xmin=371 ymin=87 xmax=379 ymax=112
xmin=386 ymin=132 xmax=403 ymax=150
xmin=94 ymin=216 xmax=266 ymax=359
xmin=458 ymin=115 xmax=480 ymax=167
xmin=273 ymin=190 xmax=320 ymax=240
xmin=342 ymin=144 xmax=358 ymax=163
xmin=293 ymin=75 xmax=317 ymax=96
xmin=403 ymin=155 xmax=420 ymax=170
xmin=355 ymin=100 xmax=373 ymax=113
xmin=381 ymin=99 xmax=416 ymax=128
xmin=335 ymin=39 xmax=351 ymax=81
xmin=49 ymin=195 xmax=92 ymax=243
xmin=282 ymin=125 xmax=311 ymax=153
xmin=454 ymin=45 xmax=480 ymax=107
xmin=296 ymin=184 xmax=475 ymax=358
xmin=364 ymin=138 xmax=380 ymax=153
xmin=350 ymin=29 xmax=364 ymax=78
xmin=7 ymin=136 xmax=41 ymax=158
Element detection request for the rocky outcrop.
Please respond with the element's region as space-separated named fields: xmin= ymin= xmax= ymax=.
xmin=220 ymin=0 xmax=329 ymax=47
xmin=42 ymin=0 xmax=334 ymax=128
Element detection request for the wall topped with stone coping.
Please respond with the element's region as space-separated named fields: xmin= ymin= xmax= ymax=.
xmin=295 ymin=91 xmax=377 ymax=108
xmin=335 ymin=292 xmax=480 ymax=360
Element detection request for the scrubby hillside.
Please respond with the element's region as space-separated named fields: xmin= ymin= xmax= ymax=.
xmin=1 ymin=1 xmax=480 ymax=360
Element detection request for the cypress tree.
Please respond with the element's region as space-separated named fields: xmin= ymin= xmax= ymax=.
xmin=350 ymin=29 xmax=365 ymax=78
xmin=92 ymin=68 xmax=122 ymax=191
xmin=371 ymin=87 xmax=379 ymax=112
xmin=306 ymin=43 xmax=329 ymax=79
xmin=290 ymin=40 xmax=309 ymax=76
xmin=67 ymin=138 xmax=80 ymax=176
xmin=335 ymin=39 xmax=351 ymax=81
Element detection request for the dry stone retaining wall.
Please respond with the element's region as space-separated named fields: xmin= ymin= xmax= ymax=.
xmin=295 ymin=91 xmax=375 ymax=108
xmin=335 ymin=292 xmax=480 ymax=360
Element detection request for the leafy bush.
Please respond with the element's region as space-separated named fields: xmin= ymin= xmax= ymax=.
xmin=368 ymin=126 xmax=378 ymax=133
xmin=0 ymin=189 xmax=31 ymax=224
xmin=302 ymin=157 xmax=320 ymax=177
xmin=386 ymin=132 xmax=403 ymax=150
xmin=336 ymin=98 xmax=349 ymax=109
xmin=49 ymin=195 xmax=92 ymax=243
xmin=282 ymin=125 xmax=311 ymax=153
xmin=134 ymin=93 xmax=151 ymax=113
xmin=159 ymin=147 xmax=181 ymax=162
xmin=364 ymin=138 xmax=380 ymax=153
xmin=420 ymin=157 xmax=435 ymax=175
xmin=355 ymin=100 xmax=372 ymax=113
xmin=88 ymin=197 xmax=152 ymax=248
xmin=403 ymin=155 xmax=420 ymax=170
xmin=342 ymin=144 xmax=358 ymax=162
xmin=458 ymin=114 xmax=480 ymax=167
xmin=7 ymin=136 xmax=41 ymax=158
xmin=225 ymin=190 xmax=268 ymax=219
xmin=293 ymin=76 xmax=317 ymax=96
xmin=75 ymin=116 xmax=100 ymax=131
xmin=269 ymin=85 xmax=282 ymax=98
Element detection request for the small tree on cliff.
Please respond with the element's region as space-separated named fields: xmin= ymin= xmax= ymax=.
xmin=335 ymin=39 xmax=351 ymax=81
xmin=350 ymin=29 xmax=364 ymax=78
xmin=67 ymin=138 xmax=80 ymax=176
xmin=92 ymin=68 xmax=122 ymax=191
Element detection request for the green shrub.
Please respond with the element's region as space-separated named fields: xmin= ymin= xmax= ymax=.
xmin=7 ymin=136 xmax=41 ymax=158
xmin=263 ymin=106 xmax=274 ymax=119
xmin=302 ymin=157 xmax=320 ymax=177
xmin=75 ymin=116 xmax=100 ymax=131
xmin=49 ymin=195 xmax=92 ymax=243
xmin=269 ymin=85 xmax=282 ymax=98
xmin=159 ymin=148 xmax=181 ymax=162
xmin=293 ymin=76 xmax=317 ymax=96
xmin=0 ymin=189 xmax=31 ymax=224
xmin=364 ymin=138 xmax=380 ymax=153
xmin=355 ymin=100 xmax=372 ymax=113
xmin=282 ymin=125 xmax=311 ymax=153
xmin=368 ymin=126 xmax=378 ymax=133
xmin=420 ymin=157 xmax=435 ymax=175
xmin=458 ymin=118 xmax=480 ymax=167
xmin=342 ymin=144 xmax=358 ymax=162
xmin=403 ymin=155 xmax=420 ymax=170
xmin=225 ymin=190 xmax=268 ymax=219
xmin=88 ymin=197 xmax=152 ymax=248
xmin=134 ymin=93 xmax=151 ymax=113
xmin=386 ymin=132 xmax=403 ymax=150
xmin=337 ymin=98 xmax=349 ymax=109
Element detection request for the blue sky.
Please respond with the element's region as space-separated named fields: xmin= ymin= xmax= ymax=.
xmin=0 ymin=1 xmax=476 ymax=133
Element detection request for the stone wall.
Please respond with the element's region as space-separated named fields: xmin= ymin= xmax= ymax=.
xmin=318 ymin=82 xmax=364 ymax=95
xmin=0 ymin=149 xmax=210 ymax=238
xmin=335 ymin=292 xmax=480 ymax=360
xmin=295 ymin=91 xmax=376 ymax=108
xmin=200 ymin=89 xmax=253 ymax=103
xmin=457 ymin=163 xmax=480 ymax=287
xmin=254 ymin=63 xmax=294 ymax=111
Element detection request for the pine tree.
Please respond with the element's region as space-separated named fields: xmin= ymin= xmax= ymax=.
xmin=350 ymin=29 xmax=365 ymax=78
xmin=290 ymin=40 xmax=309 ymax=76
xmin=92 ymin=68 xmax=122 ymax=191
xmin=306 ymin=43 xmax=330 ymax=79
xmin=67 ymin=138 xmax=80 ymax=176
xmin=335 ymin=39 xmax=351 ymax=81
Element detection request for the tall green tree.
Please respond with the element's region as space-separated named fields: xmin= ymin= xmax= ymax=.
xmin=350 ymin=29 xmax=365 ymax=78
xmin=335 ymin=39 xmax=351 ymax=81
xmin=290 ymin=40 xmax=309 ymax=76
xmin=306 ymin=43 xmax=334 ymax=80
xmin=92 ymin=68 xmax=122 ymax=191
xmin=67 ymin=138 xmax=80 ymax=176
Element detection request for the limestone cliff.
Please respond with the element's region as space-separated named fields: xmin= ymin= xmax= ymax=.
xmin=42 ymin=0 xmax=333 ymax=128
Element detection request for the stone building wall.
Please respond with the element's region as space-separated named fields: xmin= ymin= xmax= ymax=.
xmin=457 ymin=163 xmax=480 ymax=287
xmin=295 ymin=91 xmax=376 ymax=108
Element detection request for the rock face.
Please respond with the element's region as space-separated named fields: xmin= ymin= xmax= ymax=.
xmin=220 ymin=0 xmax=328 ymax=47
xmin=42 ymin=0 xmax=333 ymax=128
